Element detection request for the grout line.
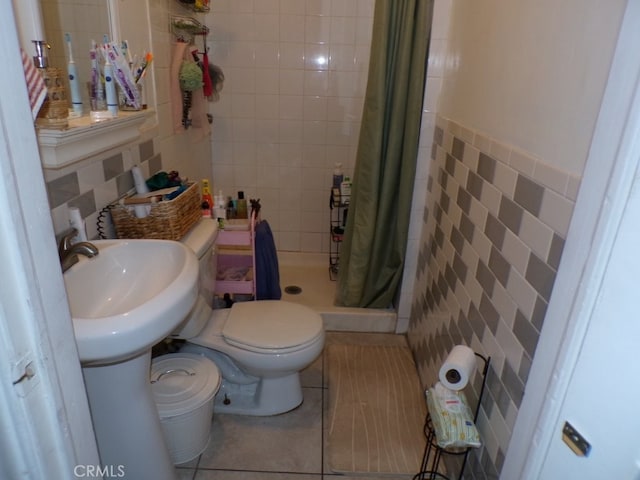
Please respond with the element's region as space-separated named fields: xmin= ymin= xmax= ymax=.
xmin=321 ymin=350 xmax=326 ymax=479
xmin=193 ymin=467 xmax=324 ymax=476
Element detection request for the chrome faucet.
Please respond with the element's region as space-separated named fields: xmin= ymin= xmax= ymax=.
xmin=58 ymin=228 xmax=99 ymax=272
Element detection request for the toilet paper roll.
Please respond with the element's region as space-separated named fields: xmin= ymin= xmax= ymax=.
xmin=438 ymin=345 xmax=477 ymax=391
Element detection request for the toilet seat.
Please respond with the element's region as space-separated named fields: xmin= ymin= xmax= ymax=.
xmin=222 ymin=301 xmax=323 ymax=354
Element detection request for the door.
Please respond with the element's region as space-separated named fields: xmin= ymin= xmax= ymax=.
xmin=502 ymin=0 xmax=640 ymax=477
xmin=538 ymin=180 xmax=640 ymax=477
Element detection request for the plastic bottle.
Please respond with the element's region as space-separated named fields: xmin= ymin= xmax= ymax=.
xmin=236 ymin=191 xmax=248 ymax=219
xmin=226 ymin=197 xmax=235 ymax=219
xmin=333 ymin=162 xmax=344 ymax=188
xmin=68 ymin=207 xmax=87 ymax=242
xmin=340 ymin=176 xmax=352 ymax=205
xmin=214 ymin=190 xmax=227 ymax=220
xmin=201 ymin=179 xmax=214 ymax=217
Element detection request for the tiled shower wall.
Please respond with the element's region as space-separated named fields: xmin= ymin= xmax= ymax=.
xmin=407 ymin=115 xmax=580 ymax=478
xmin=207 ymin=0 xmax=375 ymax=252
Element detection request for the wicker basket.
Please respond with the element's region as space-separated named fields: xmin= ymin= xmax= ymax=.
xmin=111 ymin=182 xmax=201 ymax=241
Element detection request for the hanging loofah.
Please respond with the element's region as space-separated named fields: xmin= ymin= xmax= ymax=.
xmin=208 ymin=63 xmax=224 ymax=102
xmin=179 ymin=61 xmax=203 ymax=92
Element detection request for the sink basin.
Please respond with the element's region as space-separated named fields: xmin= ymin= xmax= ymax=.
xmin=64 ymin=238 xmax=198 ymax=364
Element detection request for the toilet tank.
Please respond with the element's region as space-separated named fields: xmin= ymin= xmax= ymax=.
xmin=173 ymin=219 xmax=219 ymax=340
xmin=180 ymin=218 xmax=219 ymax=308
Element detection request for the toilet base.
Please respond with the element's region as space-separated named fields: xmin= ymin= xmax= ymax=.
xmin=179 ymin=343 xmax=304 ymax=416
xmin=214 ymin=373 xmax=303 ymax=416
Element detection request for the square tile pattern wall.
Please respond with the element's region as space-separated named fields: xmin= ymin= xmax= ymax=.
xmin=45 ymin=139 xmax=161 ymax=240
xmin=407 ymin=115 xmax=579 ymax=479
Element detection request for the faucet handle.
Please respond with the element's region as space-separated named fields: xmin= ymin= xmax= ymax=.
xmin=58 ymin=228 xmax=78 ymax=257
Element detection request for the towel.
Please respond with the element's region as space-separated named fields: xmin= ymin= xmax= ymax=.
xmin=21 ymin=49 xmax=47 ymax=120
xmin=202 ymin=51 xmax=213 ymax=98
xmin=254 ymin=220 xmax=281 ymax=300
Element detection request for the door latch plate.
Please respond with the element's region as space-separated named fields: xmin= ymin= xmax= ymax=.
xmin=562 ymin=421 xmax=591 ymax=457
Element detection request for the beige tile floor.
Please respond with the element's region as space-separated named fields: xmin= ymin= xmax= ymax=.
xmin=175 ymin=331 xmax=415 ymax=480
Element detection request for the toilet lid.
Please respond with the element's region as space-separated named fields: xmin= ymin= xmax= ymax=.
xmin=222 ymin=300 xmax=323 ymax=351
xmin=151 ymin=353 xmax=221 ymax=417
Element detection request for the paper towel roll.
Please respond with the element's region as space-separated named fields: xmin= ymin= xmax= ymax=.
xmin=132 ymin=165 xmax=150 ymax=194
xmin=438 ymin=345 xmax=477 ymax=391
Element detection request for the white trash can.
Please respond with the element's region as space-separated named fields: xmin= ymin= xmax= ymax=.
xmin=151 ymin=353 xmax=221 ymax=464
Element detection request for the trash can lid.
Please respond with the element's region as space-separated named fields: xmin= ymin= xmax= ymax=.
xmin=151 ymin=353 xmax=221 ymax=417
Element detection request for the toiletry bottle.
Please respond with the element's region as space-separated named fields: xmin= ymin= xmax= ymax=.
xmin=226 ymin=197 xmax=236 ymax=219
xmin=201 ymin=179 xmax=213 ymax=217
xmin=340 ymin=176 xmax=352 ymax=205
xmin=236 ymin=191 xmax=248 ymax=219
xmin=214 ymin=190 xmax=227 ymax=221
xmin=333 ymin=162 xmax=344 ymax=189
xmin=201 ymin=201 xmax=212 ymax=218
xmin=68 ymin=207 xmax=88 ymax=242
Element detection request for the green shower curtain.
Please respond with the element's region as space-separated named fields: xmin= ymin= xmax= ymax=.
xmin=336 ymin=0 xmax=433 ymax=308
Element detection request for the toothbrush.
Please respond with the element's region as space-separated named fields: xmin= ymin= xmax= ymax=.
xmin=102 ymin=45 xmax=118 ymax=116
xmin=89 ymin=40 xmax=104 ymax=110
xmin=135 ymin=52 xmax=153 ymax=83
xmin=105 ymin=42 xmax=141 ymax=109
xmin=122 ymin=40 xmax=133 ymax=67
xmin=65 ymin=33 xmax=83 ymax=115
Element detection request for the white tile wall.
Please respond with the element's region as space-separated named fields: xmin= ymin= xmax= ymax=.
xmin=207 ymin=0 xmax=375 ymax=253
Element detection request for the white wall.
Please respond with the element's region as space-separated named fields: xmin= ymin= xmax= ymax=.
xmin=438 ymin=0 xmax=627 ymax=176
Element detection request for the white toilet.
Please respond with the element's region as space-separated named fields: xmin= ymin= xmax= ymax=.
xmin=171 ymin=219 xmax=325 ymax=416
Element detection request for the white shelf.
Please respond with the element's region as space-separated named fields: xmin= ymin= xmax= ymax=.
xmin=37 ymin=110 xmax=153 ymax=169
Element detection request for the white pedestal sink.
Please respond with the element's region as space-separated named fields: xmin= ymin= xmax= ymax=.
xmin=64 ymin=239 xmax=199 ymax=480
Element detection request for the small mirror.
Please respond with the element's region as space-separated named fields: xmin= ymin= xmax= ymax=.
xmin=37 ymin=0 xmax=153 ymax=117
xmin=22 ymin=0 xmax=158 ymax=168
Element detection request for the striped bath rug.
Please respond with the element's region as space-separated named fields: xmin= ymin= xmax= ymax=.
xmin=326 ymin=344 xmax=427 ymax=477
